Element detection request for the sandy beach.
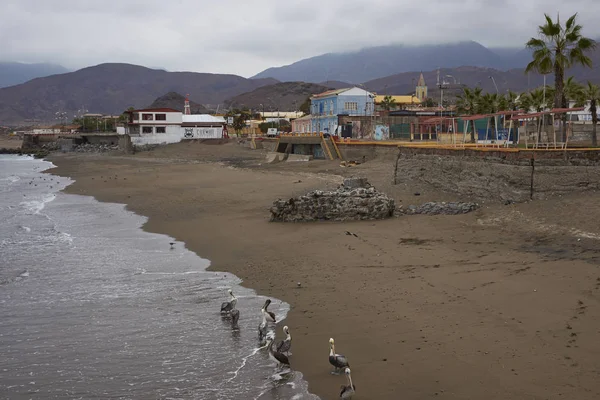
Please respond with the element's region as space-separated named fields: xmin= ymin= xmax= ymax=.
xmin=46 ymin=141 xmax=600 ymax=400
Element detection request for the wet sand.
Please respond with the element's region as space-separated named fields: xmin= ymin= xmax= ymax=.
xmin=47 ymin=142 xmax=600 ymax=400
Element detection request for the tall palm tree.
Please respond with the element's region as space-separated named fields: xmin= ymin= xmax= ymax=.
xmin=525 ymin=13 xmax=596 ymax=141
xmin=456 ymin=87 xmax=483 ymax=142
xmin=576 ymin=82 xmax=600 ymax=146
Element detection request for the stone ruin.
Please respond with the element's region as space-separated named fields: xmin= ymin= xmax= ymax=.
xmin=270 ymin=177 xmax=395 ymax=222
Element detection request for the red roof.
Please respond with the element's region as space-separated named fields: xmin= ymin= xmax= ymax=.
xmin=126 ymin=108 xmax=180 ymax=113
xmin=550 ymin=107 xmax=585 ymax=113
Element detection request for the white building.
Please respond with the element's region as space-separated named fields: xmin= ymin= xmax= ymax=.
xmin=123 ymin=107 xmax=226 ymax=145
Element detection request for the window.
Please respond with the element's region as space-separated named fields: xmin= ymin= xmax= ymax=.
xmin=344 ymin=102 xmax=358 ymax=111
xmin=133 ymin=113 xmax=139 ymax=121
xmin=155 ymin=126 xmax=166 ymax=133
xmin=142 ymin=113 xmax=154 ymax=121
xmin=330 ymin=100 xmax=334 ymax=115
xmin=155 ymin=114 xmax=166 ymax=121
xmin=142 ymin=126 xmax=153 ymax=134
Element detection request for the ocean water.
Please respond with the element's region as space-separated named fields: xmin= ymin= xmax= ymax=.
xmin=0 ymin=155 xmax=318 ymax=400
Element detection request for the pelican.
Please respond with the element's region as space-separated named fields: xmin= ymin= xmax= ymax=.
xmin=340 ymin=368 xmax=356 ymax=399
xmin=276 ymin=325 xmax=292 ymax=356
xmin=262 ymin=299 xmax=276 ymax=323
xmin=220 ymin=289 xmax=237 ymax=314
xmin=267 ymin=337 xmax=290 ymax=370
xmin=329 ymin=338 xmax=349 ymax=374
xmin=230 ymin=308 xmax=240 ymax=328
xmin=258 ymin=299 xmax=275 ymax=343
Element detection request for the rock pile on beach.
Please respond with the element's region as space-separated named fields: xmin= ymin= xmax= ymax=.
xmin=41 ymin=142 xmax=60 ymax=151
xmin=74 ymin=143 xmax=120 ymax=153
xmin=398 ymin=201 xmax=479 ymax=216
xmin=270 ymin=177 xmax=395 ymax=222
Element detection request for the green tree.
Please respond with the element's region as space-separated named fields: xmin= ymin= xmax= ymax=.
xmin=576 ymin=82 xmax=600 ymax=146
xmin=299 ymin=97 xmax=311 ymax=115
xmin=225 ymin=109 xmax=252 ymax=136
xmin=423 ymin=98 xmax=436 ymax=108
xmin=380 ymin=95 xmax=397 ymax=111
xmin=456 ymin=87 xmax=483 ymax=142
xmin=525 ymin=13 xmax=596 ymax=141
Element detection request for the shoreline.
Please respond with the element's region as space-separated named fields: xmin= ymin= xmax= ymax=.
xmin=45 ymin=143 xmax=600 ymax=400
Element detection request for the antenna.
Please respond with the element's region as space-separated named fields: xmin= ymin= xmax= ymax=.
xmin=184 ymin=94 xmax=191 ymax=115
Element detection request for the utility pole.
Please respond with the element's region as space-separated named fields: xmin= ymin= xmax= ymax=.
xmin=437 ymin=68 xmax=448 ymax=134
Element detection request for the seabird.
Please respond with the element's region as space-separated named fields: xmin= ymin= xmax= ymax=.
xmin=258 ymin=299 xmax=275 ymax=343
xmin=220 ymin=289 xmax=237 ymax=314
xmin=276 ymin=325 xmax=292 ymax=356
xmin=267 ymin=337 xmax=290 ymax=370
xmin=262 ymin=299 xmax=276 ymax=323
xmin=340 ymin=367 xmax=356 ymax=399
xmin=329 ymin=338 xmax=349 ymax=374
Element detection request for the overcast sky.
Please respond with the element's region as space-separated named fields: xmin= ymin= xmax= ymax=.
xmin=2 ymin=0 xmax=600 ymax=77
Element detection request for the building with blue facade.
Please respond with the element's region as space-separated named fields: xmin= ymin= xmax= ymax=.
xmin=310 ymin=87 xmax=375 ymax=134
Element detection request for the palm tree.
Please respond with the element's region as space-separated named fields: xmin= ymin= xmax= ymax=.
xmin=480 ymin=93 xmax=507 ymax=140
xmin=576 ymin=82 xmax=600 ymax=146
xmin=520 ymin=88 xmax=552 ymax=142
xmin=545 ymin=76 xmax=583 ymax=105
xmin=380 ymin=95 xmax=397 ymax=111
xmin=456 ymin=87 xmax=483 ymax=142
xmin=525 ymin=13 xmax=596 ymax=141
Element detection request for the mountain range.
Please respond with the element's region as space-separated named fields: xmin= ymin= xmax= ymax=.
xmin=1 ymin=39 xmax=600 ymax=126
xmin=0 ymin=62 xmax=70 ymax=88
xmin=251 ymin=41 xmax=534 ymax=83
xmin=225 ymin=82 xmax=333 ymax=111
xmin=147 ymin=92 xmax=209 ymax=113
xmin=0 ymin=63 xmax=276 ymax=125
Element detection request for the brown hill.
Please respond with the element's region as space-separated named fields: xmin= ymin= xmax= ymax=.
xmin=364 ymin=46 xmax=600 ymax=96
xmin=224 ymin=82 xmax=336 ymax=111
xmin=147 ymin=92 xmax=209 ymax=113
xmin=0 ymin=63 xmax=277 ymax=125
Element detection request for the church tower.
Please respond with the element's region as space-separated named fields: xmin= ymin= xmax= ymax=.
xmin=415 ymin=72 xmax=428 ymax=102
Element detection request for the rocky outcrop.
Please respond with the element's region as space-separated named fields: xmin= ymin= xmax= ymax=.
xmin=398 ymin=202 xmax=479 ymax=215
xmin=270 ymin=177 xmax=395 ymax=222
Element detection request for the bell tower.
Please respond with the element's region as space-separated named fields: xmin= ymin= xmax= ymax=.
xmin=415 ymin=72 xmax=428 ymax=102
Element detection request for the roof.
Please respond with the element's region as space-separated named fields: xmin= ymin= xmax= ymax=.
xmin=311 ymin=88 xmax=349 ymax=99
xmin=374 ymin=95 xmax=421 ymax=104
xmin=127 ymin=108 xmax=180 ymax=113
xmin=509 ymin=107 xmax=587 ymax=120
xmin=182 ymin=114 xmax=225 ymax=123
xmin=292 ymin=114 xmax=312 ymax=121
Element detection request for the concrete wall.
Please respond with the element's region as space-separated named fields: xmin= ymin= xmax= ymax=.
xmin=131 ymin=132 xmax=182 ymax=146
xmin=336 ymin=142 xmax=399 ymax=162
xmin=393 ymin=146 xmax=600 ymax=203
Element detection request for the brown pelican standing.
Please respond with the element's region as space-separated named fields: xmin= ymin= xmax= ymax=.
xmin=263 ymin=299 xmax=276 ymax=323
xmin=267 ymin=336 xmax=290 ymax=370
xmin=276 ymin=326 xmax=292 ymax=356
xmin=220 ymin=289 xmax=237 ymax=314
xmin=340 ymin=367 xmax=356 ymax=399
xmin=329 ymin=338 xmax=349 ymax=374
xmin=258 ymin=299 xmax=276 ymax=343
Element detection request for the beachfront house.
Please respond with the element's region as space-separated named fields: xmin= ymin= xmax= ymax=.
xmin=124 ymin=108 xmax=183 ymax=137
xmin=291 ymin=115 xmax=312 ymax=133
xmin=310 ymin=87 xmax=376 ymax=135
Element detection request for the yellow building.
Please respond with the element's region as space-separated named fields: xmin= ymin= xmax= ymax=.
xmin=374 ymin=95 xmax=421 ymax=109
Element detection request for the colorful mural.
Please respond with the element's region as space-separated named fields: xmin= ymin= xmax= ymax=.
xmin=374 ymin=125 xmax=390 ymax=141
